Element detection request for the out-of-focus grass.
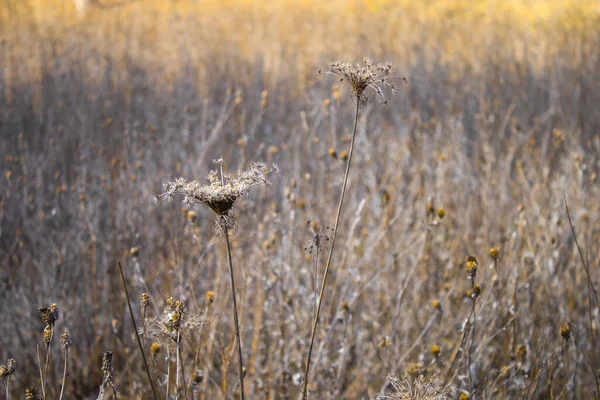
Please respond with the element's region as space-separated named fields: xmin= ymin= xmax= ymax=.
xmin=1 ymin=0 xmax=600 ymax=399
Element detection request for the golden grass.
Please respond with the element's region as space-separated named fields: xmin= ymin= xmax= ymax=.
xmin=1 ymin=0 xmax=599 ymax=94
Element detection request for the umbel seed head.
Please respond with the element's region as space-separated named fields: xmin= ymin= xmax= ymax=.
xmin=319 ymin=58 xmax=395 ymax=102
xmin=159 ymin=161 xmax=277 ymax=232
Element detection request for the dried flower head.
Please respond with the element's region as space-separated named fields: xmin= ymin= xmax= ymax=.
xmin=192 ymin=370 xmax=204 ymax=385
xmin=206 ymin=291 xmax=215 ymax=304
xmin=146 ymin=298 xmax=207 ymax=342
xmin=560 ymin=324 xmax=571 ymax=340
xmin=0 ymin=359 xmax=13 ymax=380
xmin=25 ymin=386 xmax=42 ymax=400
xmin=60 ymin=331 xmax=72 ymax=349
xmin=102 ymin=351 xmax=114 ymax=380
xmin=431 ymin=299 xmax=441 ymax=311
xmin=39 ymin=303 xmax=59 ymax=326
xmin=151 ymin=342 xmax=161 ymax=356
xmin=130 ymin=247 xmax=139 ymax=257
xmin=431 ymin=345 xmax=441 ymax=358
xmin=437 ymin=208 xmax=446 ymax=218
xmin=489 ymin=247 xmax=500 ymax=261
xmin=141 ymin=293 xmax=150 ymax=308
xmin=159 ymin=160 xmax=276 ymax=232
xmin=320 ymin=58 xmax=395 ymax=102
xmin=43 ymin=325 xmax=53 ymax=346
xmin=465 ymin=256 xmax=478 ymax=278
xmin=304 ymin=220 xmax=331 ymax=255
xmin=384 ymin=374 xmax=455 ymax=400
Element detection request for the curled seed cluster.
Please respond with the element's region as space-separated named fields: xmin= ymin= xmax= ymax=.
xmin=319 ymin=58 xmax=395 ymax=101
xmin=160 ymin=162 xmax=276 ymax=221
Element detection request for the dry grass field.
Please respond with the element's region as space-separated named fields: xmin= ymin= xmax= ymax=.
xmin=1 ymin=1 xmax=600 ymax=399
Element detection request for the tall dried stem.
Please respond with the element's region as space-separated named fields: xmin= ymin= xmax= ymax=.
xmin=224 ymin=219 xmax=245 ymax=400
xmin=303 ymin=96 xmax=361 ymax=399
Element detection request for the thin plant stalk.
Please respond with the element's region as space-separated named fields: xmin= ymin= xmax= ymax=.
xmin=43 ymin=330 xmax=54 ymax=399
xmin=467 ymin=276 xmax=477 ymax=397
xmin=117 ymin=261 xmax=160 ymax=400
xmin=312 ymin=246 xmax=320 ymax=321
xmin=37 ymin=345 xmax=46 ymax=400
xmin=565 ymin=198 xmax=600 ymax=399
xmin=178 ymin=334 xmax=188 ymax=400
xmin=176 ymin=330 xmax=180 ymax=400
xmin=4 ymin=376 xmax=9 ymax=400
xmin=223 ymin=219 xmax=245 ymax=400
xmin=166 ymin=345 xmax=171 ymax=399
xmin=303 ymin=95 xmax=361 ymax=399
xmin=59 ymin=347 xmax=68 ymax=400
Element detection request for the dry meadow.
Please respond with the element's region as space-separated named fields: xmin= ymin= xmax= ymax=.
xmin=1 ymin=1 xmax=600 ymax=399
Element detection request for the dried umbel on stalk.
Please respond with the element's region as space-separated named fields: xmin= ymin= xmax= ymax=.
xmin=145 ymin=297 xmax=206 ymax=343
xmin=159 ymin=160 xmax=277 ymax=232
xmin=319 ymin=58 xmax=396 ymax=102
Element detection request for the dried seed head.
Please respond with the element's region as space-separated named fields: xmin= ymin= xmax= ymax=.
xmin=206 ymin=291 xmax=215 ymax=304
xmin=517 ymin=344 xmax=527 ymax=359
xmin=141 ymin=293 xmax=150 ymax=307
xmin=560 ymin=324 xmax=571 ymax=340
xmin=39 ymin=303 xmax=59 ymax=326
xmin=466 ymin=256 xmax=478 ymax=278
xmin=60 ymin=331 xmax=72 ymax=349
xmin=432 ymin=299 xmax=441 ymax=311
xmin=43 ymin=325 xmax=53 ymax=346
xmin=130 ymin=247 xmax=139 ymax=257
xmin=160 ymin=161 xmax=275 ymax=217
xmin=102 ymin=351 xmax=114 ymax=379
xmin=437 ymin=208 xmax=446 ymax=218
xmin=320 ymin=58 xmax=395 ymax=102
xmin=0 ymin=365 xmax=7 ymax=380
xmin=431 ymin=345 xmax=441 ymax=358
xmin=151 ymin=342 xmax=161 ymax=356
xmin=187 ymin=210 xmax=197 ymax=222
xmin=490 ymin=247 xmax=500 ymax=261
xmin=192 ymin=370 xmax=204 ymax=385
xmin=25 ymin=386 xmax=42 ymax=400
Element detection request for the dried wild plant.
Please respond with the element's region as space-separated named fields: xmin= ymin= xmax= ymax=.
xmin=379 ymin=374 xmax=455 ymax=400
xmin=319 ymin=58 xmax=396 ymax=103
xmin=158 ymin=159 xmax=275 ymax=400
